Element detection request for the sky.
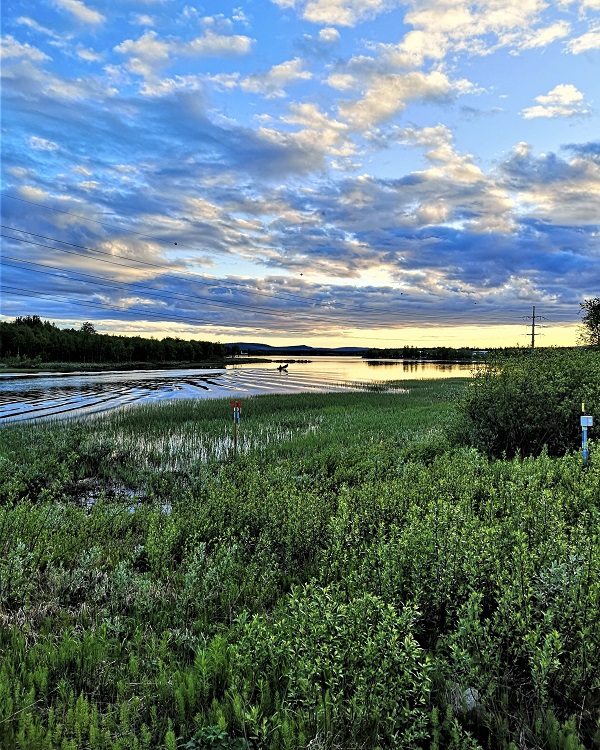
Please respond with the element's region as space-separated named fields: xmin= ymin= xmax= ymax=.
xmin=1 ymin=0 xmax=599 ymax=348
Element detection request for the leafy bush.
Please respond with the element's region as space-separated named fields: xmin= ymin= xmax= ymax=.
xmin=232 ymin=583 xmax=432 ymax=748
xmin=453 ymin=349 xmax=600 ymax=457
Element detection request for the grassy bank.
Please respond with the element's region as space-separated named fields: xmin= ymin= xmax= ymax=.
xmin=1 ymin=378 xmax=599 ymax=749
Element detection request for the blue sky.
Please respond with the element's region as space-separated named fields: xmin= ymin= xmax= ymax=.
xmin=1 ymin=0 xmax=599 ymax=347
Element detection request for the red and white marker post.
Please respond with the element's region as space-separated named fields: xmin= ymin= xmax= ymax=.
xmin=231 ymin=400 xmax=241 ymax=454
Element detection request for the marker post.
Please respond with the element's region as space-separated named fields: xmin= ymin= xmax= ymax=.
xmin=232 ymin=400 xmax=241 ymax=455
xmin=581 ymin=402 xmax=593 ymax=467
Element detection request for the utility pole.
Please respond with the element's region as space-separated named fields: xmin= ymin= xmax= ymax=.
xmin=523 ymin=305 xmax=547 ymax=356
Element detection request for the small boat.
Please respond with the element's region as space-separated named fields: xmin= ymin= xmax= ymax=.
xmin=277 ymin=363 xmax=289 ymax=372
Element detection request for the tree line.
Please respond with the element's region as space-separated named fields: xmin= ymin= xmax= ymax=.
xmin=0 ymin=316 xmax=226 ymax=366
xmin=364 ymin=345 xmax=477 ymax=360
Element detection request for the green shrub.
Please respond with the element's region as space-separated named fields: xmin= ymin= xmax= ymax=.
xmin=231 ymin=582 xmax=432 ymax=748
xmin=453 ymin=349 xmax=600 ymax=457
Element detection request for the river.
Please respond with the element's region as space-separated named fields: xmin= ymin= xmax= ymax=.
xmin=0 ymin=357 xmax=473 ymax=423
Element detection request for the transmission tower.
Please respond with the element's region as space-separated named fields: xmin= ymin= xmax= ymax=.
xmin=523 ymin=305 xmax=547 ymax=356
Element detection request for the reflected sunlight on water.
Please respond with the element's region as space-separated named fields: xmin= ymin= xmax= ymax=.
xmin=0 ymin=357 xmax=473 ymax=423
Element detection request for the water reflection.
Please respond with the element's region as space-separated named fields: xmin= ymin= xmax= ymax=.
xmin=0 ymin=357 xmax=472 ymax=423
xmin=366 ymin=359 xmax=471 ymax=371
xmin=230 ymin=356 xmax=474 ymax=383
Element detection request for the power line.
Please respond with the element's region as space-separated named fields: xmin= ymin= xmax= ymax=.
xmin=0 ymin=282 xmax=359 ymax=336
xmin=0 ymin=238 xmax=421 ymax=327
xmin=0 ymin=223 xmax=332 ymax=309
xmin=0 ymin=284 xmax=263 ymax=332
xmin=0 ymin=231 xmax=484 ymax=324
xmin=1 ymin=283 xmax=573 ymax=345
xmin=0 ymin=195 xmax=584 ymax=333
xmin=1 ymin=232 xmax=553 ymax=327
xmin=2 ymin=254 xmax=407 ymax=328
xmin=0 ymin=264 xmax=537 ymax=329
xmin=1 ymin=220 xmax=578 ymax=325
xmin=1 ymin=193 xmax=204 ymax=253
xmin=0 ymin=225 xmax=581 ymax=334
xmin=0 ymin=261 xmax=570 ymax=330
xmin=0 ymin=255 xmax=323 ymax=323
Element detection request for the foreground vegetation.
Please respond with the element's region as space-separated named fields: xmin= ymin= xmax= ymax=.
xmin=1 ymin=367 xmax=599 ymax=749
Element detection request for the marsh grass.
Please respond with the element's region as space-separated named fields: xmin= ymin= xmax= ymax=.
xmin=1 ymin=377 xmax=598 ymax=749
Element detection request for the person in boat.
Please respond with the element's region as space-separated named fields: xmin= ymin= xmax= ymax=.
xmin=277 ymin=363 xmax=288 ymax=372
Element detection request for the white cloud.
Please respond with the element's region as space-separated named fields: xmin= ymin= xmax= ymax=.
xmin=391 ymin=29 xmax=448 ymax=67
xmin=77 ymin=46 xmax=104 ymax=62
xmin=7 ymin=167 xmax=32 ymax=179
xmin=0 ymin=35 xmax=50 ymax=61
xmin=184 ymin=30 xmax=254 ymax=57
xmin=381 ymin=124 xmax=516 ymax=233
xmin=17 ymin=17 xmax=63 ymax=39
xmin=206 ymin=72 xmax=241 ymax=90
xmin=566 ymin=25 xmax=600 ymax=53
xmin=326 ymin=72 xmax=356 ymax=90
xmin=327 ymin=0 xmax=572 ymax=86
xmin=132 ymin=14 xmax=156 ymax=26
xmin=240 ymin=58 xmax=312 ymax=98
xmin=502 ymin=144 xmax=600 ymax=225
xmin=400 ymin=0 xmax=560 ymax=59
xmin=319 ymin=27 xmax=341 ymax=42
xmin=54 ymin=0 xmax=105 ymax=25
xmin=522 ymin=104 xmax=584 ymax=119
xmin=78 ymin=180 xmax=101 ymax=191
xmin=28 ymin=136 xmax=60 ymax=150
xmin=404 ymin=3 xmax=478 ymax=36
xmin=536 ymin=84 xmax=583 ymax=105
xmin=518 ymin=20 xmax=571 ymax=49
xmin=18 ymin=186 xmax=51 ymax=203
xmin=522 ymin=83 xmax=589 ymax=118
xmin=232 ymin=8 xmax=250 ymax=25
xmin=513 ymin=141 xmax=531 ymax=158
xmin=398 ymin=123 xmax=454 ymax=153
xmin=200 ymin=14 xmax=234 ymax=32
xmin=115 ymin=30 xmax=170 ymax=77
xmin=338 ymin=71 xmax=454 ymax=130
xmin=282 ymin=102 xmax=353 ymax=157
xmin=115 ymin=28 xmax=253 ymax=82
xmin=4 ymin=51 xmax=118 ymax=99
xmin=400 ymin=124 xmax=484 ymax=183
xmin=271 ymin=0 xmax=395 ymax=26
xmin=140 ymin=74 xmax=204 ymax=97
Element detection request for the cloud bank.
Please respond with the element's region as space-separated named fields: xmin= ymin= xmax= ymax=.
xmin=1 ymin=0 xmax=599 ymax=346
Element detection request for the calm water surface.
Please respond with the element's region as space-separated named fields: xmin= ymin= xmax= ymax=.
xmin=0 ymin=357 xmax=473 ymax=423
xmin=233 ymin=356 xmax=473 ymax=382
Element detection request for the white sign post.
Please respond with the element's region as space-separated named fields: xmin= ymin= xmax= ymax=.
xmin=581 ymin=410 xmax=593 ymax=466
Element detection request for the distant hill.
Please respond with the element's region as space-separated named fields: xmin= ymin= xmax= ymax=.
xmin=225 ymin=342 xmax=369 ymax=355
